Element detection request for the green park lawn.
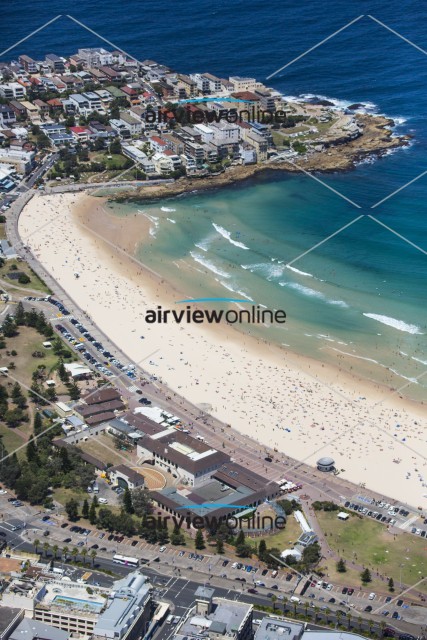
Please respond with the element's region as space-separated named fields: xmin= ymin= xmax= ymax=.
xmin=316 ymin=510 xmax=427 ymax=593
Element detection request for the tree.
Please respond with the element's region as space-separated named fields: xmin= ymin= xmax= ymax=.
xmin=33 ymin=538 xmax=40 ymax=553
xmin=57 ymin=359 xmax=69 ymax=383
xmin=122 ymin=487 xmax=134 ymax=514
xmin=216 ymin=538 xmax=224 ymax=554
xmin=26 ymin=436 xmax=38 ymax=463
xmin=360 ymin=568 xmax=372 ymax=584
xmin=2 ymin=314 xmax=17 ymax=337
xmin=81 ymin=548 xmax=88 ymax=565
xmin=14 ymin=302 xmax=26 ymax=325
xmin=258 ymin=539 xmax=267 ymax=561
xmin=236 ymin=543 xmax=252 ymax=558
xmin=388 ymin=577 xmax=394 ymax=592
xmin=271 ymin=594 xmax=277 ymax=611
xmin=42 ymin=541 xmax=50 ymax=557
xmin=336 ymin=558 xmax=347 ymax=573
xmin=90 ymin=549 xmax=97 ymax=566
xmin=62 ymin=545 xmax=69 ymax=560
xmin=33 ymin=412 xmax=43 ymax=435
xmin=18 ymin=274 xmax=31 ymax=285
xmin=131 ymin=487 xmax=152 ymax=516
xmin=68 ymin=382 xmax=80 ymax=401
xmin=82 ymin=498 xmax=89 ymax=519
xmin=170 ymin=525 xmax=185 ymax=546
xmin=89 ymin=500 xmax=97 ymax=525
xmin=235 ymin=530 xmax=245 ymax=547
xmin=195 ymin=529 xmax=205 ymax=550
xmin=65 ymin=498 xmax=79 ymax=521
xmin=52 ymin=544 xmax=59 ymax=559
xmin=71 ymin=546 xmax=79 ymax=561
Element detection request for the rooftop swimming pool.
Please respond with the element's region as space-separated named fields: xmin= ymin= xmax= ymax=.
xmin=52 ymin=595 xmax=103 ymax=612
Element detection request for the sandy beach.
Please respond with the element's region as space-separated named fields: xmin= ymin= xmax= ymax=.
xmin=18 ymin=191 xmax=427 ymax=508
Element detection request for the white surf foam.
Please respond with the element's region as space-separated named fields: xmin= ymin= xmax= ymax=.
xmin=213 ymin=223 xmax=250 ymax=250
xmin=190 ymin=251 xmax=231 ymax=279
xmin=286 ymin=265 xmax=314 ymax=278
xmin=218 ymin=280 xmax=254 ymax=301
xmin=241 ymin=262 xmax=284 ymax=279
xmin=363 ymin=313 xmax=423 ymax=335
xmin=281 ymin=282 xmax=349 ymax=308
xmin=161 ymin=206 xmax=176 ymax=212
xmin=167 ymin=218 xmax=176 ymax=224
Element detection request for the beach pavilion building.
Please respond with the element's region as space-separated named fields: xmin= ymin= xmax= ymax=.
xmin=316 ymin=457 xmax=335 ymax=472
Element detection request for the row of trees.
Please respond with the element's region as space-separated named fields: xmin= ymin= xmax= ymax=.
xmin=33 ymin=538 xmax=98 ymax=566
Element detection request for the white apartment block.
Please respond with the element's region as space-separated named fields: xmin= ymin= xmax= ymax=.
xmin=0 ymin=82 xmax=26 ymax=100
xmin=209 ymin=121 xmax=240 ymax=144
xmin=193 ymin=123 xmax=215 ymax=143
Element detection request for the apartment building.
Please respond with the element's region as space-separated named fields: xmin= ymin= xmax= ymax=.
xmin=229 ymin=76 xmax=258 ymax=92
xmin=19 ymin=55 xmax=38 ymax=73
xmin=0 ymin=82 xmax=26 ymax=100
xmin=77 ymin=47 xmax=113 ymax=67
xmin=45 ymin=54 xmax=65 ymax=73
xmin=209 ymin=121 xmax=240 ymax=144
xmin=118 ymin=111 xmax=143 ymax=135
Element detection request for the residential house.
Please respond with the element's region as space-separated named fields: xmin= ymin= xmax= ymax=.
xmin=149 ymin=135 xmax=168 ymax=153
xmin=109 ymin=119 xmax=131 ymax=139
xmin=9 ymin=101 xmax=26 ymax=119
xmin=33 ymin=99 xmax=49 ymax=115
xmin=69 ymin=126 xmax=93 ymax=143
xmin=0 ymin=105 xmax=16 ymax=127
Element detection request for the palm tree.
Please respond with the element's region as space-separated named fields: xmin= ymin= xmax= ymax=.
xmin=336 ymin=610 xmax=343 ymax=628
xmin=52 ymin=544 xmax=59 ymax=560
xmin=380 ymin=620 xmax=386 ymax=638
xmin=281 ymin=596 xmax=288 ymax=615
xmin=346 ymin=612 xmax=352 ymax=629
xmin=313 ymin=606 xmax=320 ymax=623
xmin=270 ymin=594 xmax=277 ymax=612
xmin=81 ymin=548 xmax=87 ymax=565
xmin=33 ymin=538 xmax=40 ymax=553
xmin=90 ymin=550 xmax=97 ymax=567
xmin=42 ymin=541 xmax=49 ymax=557
xmin=71 ymin=547 xmax=79 ymax=561
xmin=324 ymin=607 xmax=331 ymax=622
xmin=62 ymin=546 xmax=69 ymax=561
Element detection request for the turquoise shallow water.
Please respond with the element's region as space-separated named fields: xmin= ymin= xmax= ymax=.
xmin=105 ymin=169 xmax=427 ymax=402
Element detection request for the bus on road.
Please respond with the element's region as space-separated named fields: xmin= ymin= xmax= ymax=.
xmin=113 ymin=554 xmax=139 ymax=567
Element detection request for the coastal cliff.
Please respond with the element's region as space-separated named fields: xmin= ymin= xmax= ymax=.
xmin=111 ymin=114 xmax=409 ymax=203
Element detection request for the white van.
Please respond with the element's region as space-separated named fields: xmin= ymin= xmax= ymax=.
xmin=290 ymin=596 xmax=300 ymax=603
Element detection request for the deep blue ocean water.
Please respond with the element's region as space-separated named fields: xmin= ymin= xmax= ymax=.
xmin=2 ymin=1 xmax=426 ymax=397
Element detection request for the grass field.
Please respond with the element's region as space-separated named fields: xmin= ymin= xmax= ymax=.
xmin=316 ymin=511 xmax=427 ymax=593
xmin=0 ymin=325 xmax=68 ymax=391
xmin=0 ymin=259 xmax=50 ymax=293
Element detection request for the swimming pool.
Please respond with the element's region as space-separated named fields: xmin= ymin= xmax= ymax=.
xmin=52 ymin=595 xmax=103 ymax=612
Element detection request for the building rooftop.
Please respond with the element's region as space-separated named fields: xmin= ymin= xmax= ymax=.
xmin=255 ymin=617 xmax=304 ymax=640
xmin=176 ymin=597 xmax=252 ymax=639
xmin=11 ymin=618 xmax=69 ymax=640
